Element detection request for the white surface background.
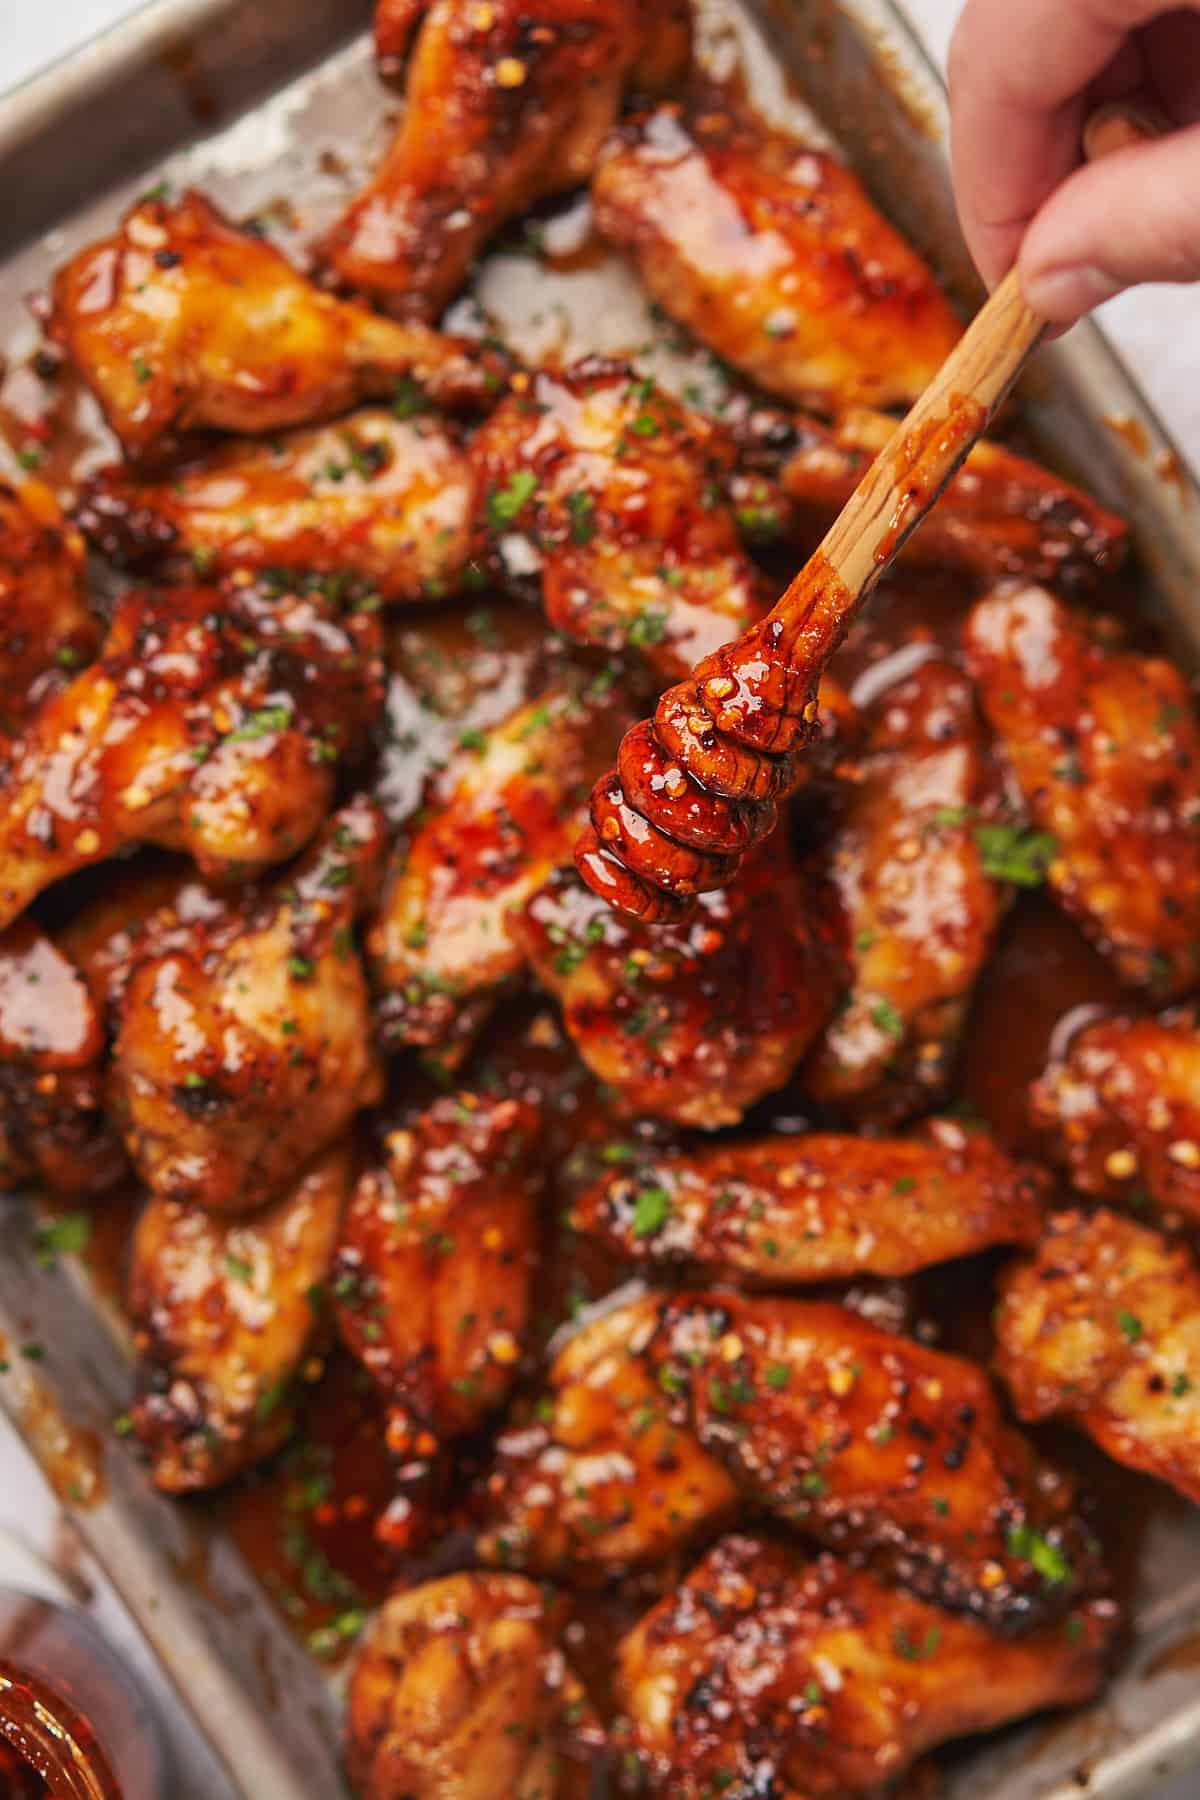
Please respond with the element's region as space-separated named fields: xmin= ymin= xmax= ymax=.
xmin=0 ymin=3 xmax=1197 ymax=1797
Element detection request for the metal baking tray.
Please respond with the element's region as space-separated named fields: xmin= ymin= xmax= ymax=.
xmin=0 ymin=1 xmax=1198 ymax=1795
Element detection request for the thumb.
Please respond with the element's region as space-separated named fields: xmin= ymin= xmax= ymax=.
xmin=1018 ymin=122 xmax=1200 ymax=325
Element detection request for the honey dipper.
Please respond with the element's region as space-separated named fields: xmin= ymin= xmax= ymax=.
xmin=575 ymin=106 xmax=1152 ymax=923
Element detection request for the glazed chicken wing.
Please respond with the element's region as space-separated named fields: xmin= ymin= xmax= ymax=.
xmin=370 ymin=680 xmax=630 ymax=1064
xmin=733 ymin=405 xmax=1128 ymax=587
xmin=74 ymin=410 xmax=476 ymax=604
xmin=570 ymin=1115 xmax=1046 ymax=1282
xmin=111 ymin=798 xmax=384 ymax=1214
xmin=345 ymin=1573 xmax=598 ymax=1800
xmin=0 ymin=920 xmax=126 ymax=1196
xmin=515 ymin=835 xmax=842 ymax=1128
xmin=618 ymin=1535 xmax=1115 ymax=1799
xmin=964 ymin=585 xmax=1200 ymax=997
xmin=477 ymin=1294 xmax=738 ymax=1575
xmin=324 ymin=0 xmax=691 ymax=317
xmin=128 ymin=1141 xmax=349 ymax=1492
xmin=593 ymin=100 xmax=961 ymax=413
xmin=804 ymin=659 xmax=1007 ymax=1118
xmin=997 ymin=1208 xmax=1200 ymax=1506
xmin=1031 ymin=1009 xmax=1200 ymax=1225
xmin=0 ymin=481 xmax=99 ymax=736
xmin=645 ymin=1293 xmax=1097 ymax=1629
xmin=333 ymin=1093 xmax=541 ymax=1477
xmin=0 ymin=578 xmax=384 ymax=932
xmin=472 ymin=362 xmax=765 ymax=681
xmin=48 ymin=191 xmax=495 ymax=464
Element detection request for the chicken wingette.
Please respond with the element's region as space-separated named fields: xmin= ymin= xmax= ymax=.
xmin=593 ymin=99 xmax=961 ymax=412
xmin=964 ymin=585 xmax=1200 ymax=997
xmin=516 ymin=834 xmax=842 ymax=1128
xmin=48 ymin=190 xmax=495 ymax=463
xmin=570 ymin=1115 xmax=1046 ymax=1282
xmin=472 ymin=361 xmax=765 ymax=681
xmin=0 ymin=578 xmax=384 ymax=932
xmin=111 ymin=798 xmax=384 ymax=1214
xmin=619 ymin=1534 xmax=1115 ymax=1798
xmin=997 ymin=1208 xmax=1200 ymax=1507
xmin=75 ymin=410 xmax=476 ymax=604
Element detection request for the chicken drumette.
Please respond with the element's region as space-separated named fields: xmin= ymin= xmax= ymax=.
xmin=618 ymin=1535 xmax=1115 ymax=1798
xmin=570 ymin=1115 xmax=1046 ymax=1282
xmin=128 ymin=1141 xmax=349 ymax=1491
xmin=0 ymin=480 xmax=99 ymax=736
xmin=804 ymin=658 xmax=1008 ymax=1118
xmin=0 ymin=578 xmax=384 ymax=931
xmin=111 ymin=797 xmax=384 ymax=1214
xmin=1031 ymin=1009 xmax=1200 ymax=1225
xmin=593 ymin=99 xmax=962 ymax=412
xmin=333 ymin=1092 xmax=542 ymax=1491
xmin=369 ymin=678 xmax=631 ymax=1064
xmin=345 ymin=1572 xmax=598 ymax=1800
xmin=964 ymin=585 xmax=1200 ymax=997
xmin=472 ymin=361 xmax=765 ymax=681
xmin=515 ymin=835 xmax=843 ymax=1128
xmin=997 ymin=1208 xmax=1200 ymax=1507
xmin=75 ymin=410 xmax=476 ymax=604
xmin=324 ymin=0 xmax=691 ymax=316
xmin=47 ymin=191 xmax=495 ymax=464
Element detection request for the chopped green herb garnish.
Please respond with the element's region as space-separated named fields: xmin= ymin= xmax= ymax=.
xmin=487 ymin=469 xmax=538 ymax=529
xmin=974 ymin=823 xmax=1058 ymax=887
xmin=632 ymin=1185 xmax=671 ymax=1239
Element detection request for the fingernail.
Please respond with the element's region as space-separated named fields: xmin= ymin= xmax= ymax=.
xmin=1021 ymin=264 xmax=1123 ymax=325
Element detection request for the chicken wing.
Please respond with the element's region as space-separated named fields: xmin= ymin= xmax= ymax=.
xmin=592 ymin=100 xmax=962 ymax=413
xmin=997 ymin=1208 xmax=1200 ymax=1506
xmin=0 ymin=480 xmax=99 ymax=736
xmin=733 ymin=405 xmax=1128 ymax=587
xmin=515 ymin=835 xmax=843 ymax=1128
xmin=374 ymin=0 xmax=427 ymax=71
xmin=963 ymin=585 xmax=1200 ymax=997
xmin=0 ymin=919 xmax=126 ymax=1196
xmin=333 ymin=1093 xmax=541 ymax=1476
xmin=476 ymin=1293 xmax=739 ymax=1576
xmin=128 ymin=1141 xmax=349 ymax=1491
xmin=345 ymin=1572 xmax=598 ymax=1800
xmin=1031 ymin=1010 xmax=1200 ymax=1225
xmin=0 ymin=578 xmax=385 ymax=931
xmin=324 ymin=0 xmax=691 ymax=317
xmin=618 ymin=1535 xmax=1115 ymax=1799
xmin=471 ymin=361 xmax=765 ymax=682
xmin=570 ymin=1115 xmax=1046 ymax=1282
xmin=804 ymin=659 xmax=1007 ymax=1118
xmin=643 ymin=1293 xmax=1097 ymax=1629
xmin=111 ymin=797 xmax=384 ymax=1214
xmin=47 ymin=190 xmax=496 ymax=464
xmin=370 ymin=679 xmax=631 ymax=1063
xmin=74 ymin=410 xmax=476 ymax=604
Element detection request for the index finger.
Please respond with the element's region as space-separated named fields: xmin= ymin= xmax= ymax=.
xmin=947 ymin=0 xmax=1194 ymax=285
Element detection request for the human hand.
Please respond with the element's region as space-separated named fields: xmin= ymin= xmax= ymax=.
xmin=948 ymin=0 xmax=1200 ymax=325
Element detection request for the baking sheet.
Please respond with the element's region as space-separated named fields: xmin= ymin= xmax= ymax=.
xmin=0 ymin=1 xmax=1199 ymax=1795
